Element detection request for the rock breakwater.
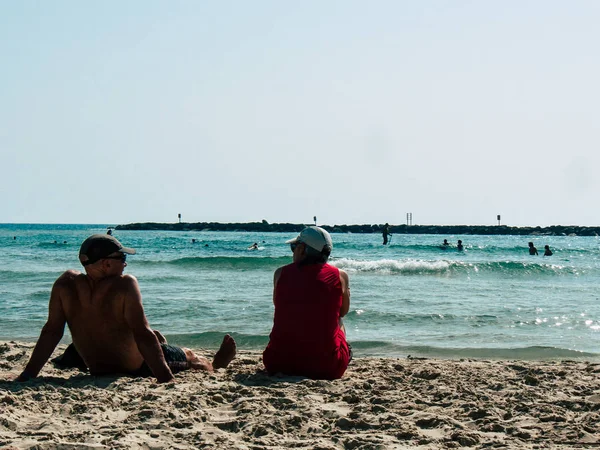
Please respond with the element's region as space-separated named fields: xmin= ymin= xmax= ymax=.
xmin=115 ymin=222 xmax=600 ymax=236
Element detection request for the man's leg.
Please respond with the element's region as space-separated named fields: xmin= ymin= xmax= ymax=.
xmin=51 ymin=343 xmax=87 ymax=370
xmin=154 ymin=330 xmax=167 ymax=344
xmin=182 ymin=334 xmax=237 ymax=372
xmin=52 ymin=329 xmax=168 ymax=371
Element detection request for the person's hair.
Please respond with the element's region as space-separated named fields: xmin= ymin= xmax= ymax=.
xmin=299 ymin=243 xmax=331 ymax=265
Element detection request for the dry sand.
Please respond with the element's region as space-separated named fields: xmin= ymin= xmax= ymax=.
xmin=1 ymin=341 xmax=600 ymax=449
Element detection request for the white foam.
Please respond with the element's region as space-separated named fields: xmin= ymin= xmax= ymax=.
xmin=331 ymin=258 xmax=451 ymax=274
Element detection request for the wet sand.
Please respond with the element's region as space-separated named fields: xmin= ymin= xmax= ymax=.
xmin=1 ymin=341 xmax=600 ymax=449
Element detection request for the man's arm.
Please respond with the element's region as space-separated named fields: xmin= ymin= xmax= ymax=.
xmin=339 ymin=269 xmax=350 ymax=318
xmin=17 ymin=274 xmax=69 ymax=381
xmin=122 ymin=276 xmax=174 ymax=383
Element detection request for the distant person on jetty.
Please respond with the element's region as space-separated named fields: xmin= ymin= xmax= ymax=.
xmin=263 ymin=226 xmax=351 ymax=380
xmin=543 ymin=245 xmax=553 ymax=256
xmin=457 ymin=240 xmax=464 ymax=251
xmin=529 ymin=242 xmax=538 ymax=255
xmin=16 ymin=234 xmax=236 ymax=383
xmin=382 ymin=223 xmax=391 ymax=245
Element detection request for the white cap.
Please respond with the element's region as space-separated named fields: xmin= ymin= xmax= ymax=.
xmin=286 ymin=226 xmax=333 ymax=252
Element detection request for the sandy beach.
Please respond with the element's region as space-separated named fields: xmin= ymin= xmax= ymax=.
xmin=1 ymin=341 xmax=600 ymax=449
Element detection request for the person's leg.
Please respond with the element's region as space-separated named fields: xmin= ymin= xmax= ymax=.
xmin=337 ymin=319 xmax=352 ymax=362
xmin=51 ymin=343 xmax=87 ymax=370
xmin=181 ymin=334 xmax=237 ymax=372
xmin=154 ymin=330 xmax=167 ymax=344
xmin=212 ymin=334 xmax=237 ymax=369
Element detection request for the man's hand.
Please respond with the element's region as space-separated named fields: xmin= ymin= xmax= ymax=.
xmin=156 ymin=373 xmax=175 ymax=383
xmin=16 ymin=370 xmax=33 ymax=382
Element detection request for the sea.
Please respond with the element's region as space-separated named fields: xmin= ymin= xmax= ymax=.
xmin=1 ymin=223 xmax=599 ymax=361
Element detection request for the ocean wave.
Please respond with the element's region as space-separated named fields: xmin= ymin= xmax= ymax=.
xmin=349 ymin=342 xmax=600 ymax=360
xmin=133 ymin=255 xmax=584 ymax=276
xmin=159 ymin=332 xmax=600 ymax=361
xmin=164 ymin=331 xmax=269 ymax=349
xmin=332 ymin=258 xmax=580 ymax=276
xmin=346 ymin=309 xmax=501 ymax=325
xmin=456 ymin=260 xmax=580 ymax=276
xmin=0 ymin=270 xmax=63 ymax=281
xmin=342 ymin=241 xmax=596 ymax=256
xmin=36 ymin=241 xmax=73 ymax=248
xmin=332 ymin=258 xmax=450 ymax=274
xmin=136 ymin=256 xmax=290 ymax=269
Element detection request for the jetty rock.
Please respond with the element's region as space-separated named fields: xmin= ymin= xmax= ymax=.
xmin=114 ymin=222 xmax=600 ymax=236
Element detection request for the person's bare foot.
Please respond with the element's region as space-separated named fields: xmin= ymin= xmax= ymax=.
xmin=212 ymin=334 xmax=237 ymax=369
xmin=187 ymin=353 xmax=214 ymax=372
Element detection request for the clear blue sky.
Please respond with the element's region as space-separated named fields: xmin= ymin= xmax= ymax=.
xmin=2 ymin=1 xmax=599 ymax=226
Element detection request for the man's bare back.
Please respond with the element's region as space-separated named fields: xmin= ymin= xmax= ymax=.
xmin=58 ymin=270 xmax=152 ymax=374
xmin=17 ymin=234 xmax=236 ymax=383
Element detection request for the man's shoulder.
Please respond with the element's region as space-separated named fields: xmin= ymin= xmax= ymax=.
xmin=54 ymin=269 xmax=83 ymax=285
xmin=108 ymin=274 xmax=139 ymax=289
xmin=121 ymin=273 xmax=139 ymax=283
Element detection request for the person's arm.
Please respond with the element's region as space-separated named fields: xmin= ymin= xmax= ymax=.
xmin=122 ymin=276 xmax=174 ymax=383
xmin=339 ymin=269 xmax=350 ymax=318
xmin=272 ymin=267 xmax=283 ymax=306
xmin=17 ymin=274 xmax=69 ymax=381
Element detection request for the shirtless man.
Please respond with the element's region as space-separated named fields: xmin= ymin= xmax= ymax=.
xmin=17 ymin=234 xmax=236 ymax=383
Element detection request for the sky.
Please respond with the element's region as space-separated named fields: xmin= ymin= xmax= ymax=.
xmin=2 ymin=1 xmax=600 ymax=227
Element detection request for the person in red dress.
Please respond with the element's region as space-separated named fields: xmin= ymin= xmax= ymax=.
xmin=263 ymin=226 xmax=351 ymax=380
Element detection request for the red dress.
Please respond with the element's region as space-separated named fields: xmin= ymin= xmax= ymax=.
xmin=263 ymin=262 xmax=350 ymax=380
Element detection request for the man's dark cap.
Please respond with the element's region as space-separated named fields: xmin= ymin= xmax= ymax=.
xmin=79 ymin=234 xmax=136 ymax=266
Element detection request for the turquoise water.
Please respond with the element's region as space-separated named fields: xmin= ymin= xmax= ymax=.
xmin=1 ymin=224 xmax=599 ymax=360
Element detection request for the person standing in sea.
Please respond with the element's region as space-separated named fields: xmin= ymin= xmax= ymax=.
xmin=529 ymin=242 xmax=538 ymax=255
xmin=263 ymin=226 xmax=351 ymax=380
xmin=382 ymin=223 xmax=391 ymax=245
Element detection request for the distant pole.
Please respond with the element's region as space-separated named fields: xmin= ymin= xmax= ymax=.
xmin=497 ymin=214 xmax=501 ymax=226
xmin=178 ymin=213 xmax=182 ymax=224
xmin=313 ymin=216 xmax=317 ymax=226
